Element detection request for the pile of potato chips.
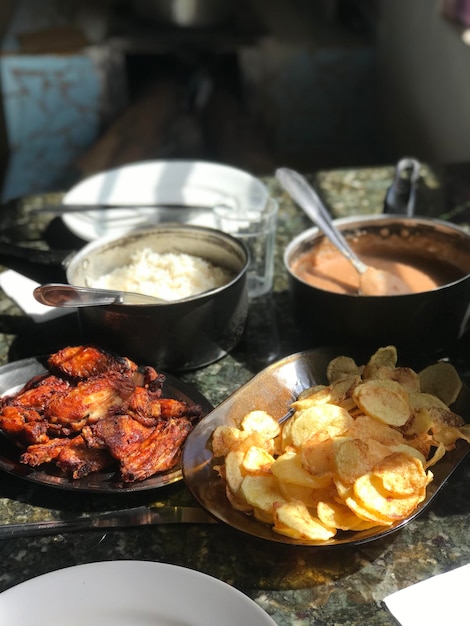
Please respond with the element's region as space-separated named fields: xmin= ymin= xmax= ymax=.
xmin=211 ymin=346 xmax=470 ymax=542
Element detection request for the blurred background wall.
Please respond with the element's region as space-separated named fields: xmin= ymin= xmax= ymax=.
xmin=0 ymin=0 xmax=470 ymax=201
xmin=377 ymin=0 xmax=470 ymax=164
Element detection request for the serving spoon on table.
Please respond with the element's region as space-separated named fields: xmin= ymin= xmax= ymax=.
xmin=33 ymin=283 xmax=167 ymax=307
xmin=275 ymin=167 xmax=412 ymax=296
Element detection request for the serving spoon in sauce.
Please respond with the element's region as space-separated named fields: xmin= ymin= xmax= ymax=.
xmin=276 ymin=167 xmax=412 ymax=296
xmin=34 ymin=283 xmax=167 ymax=307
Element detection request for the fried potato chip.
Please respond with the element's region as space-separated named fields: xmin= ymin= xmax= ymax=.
xmin=300 ymin=438 xmax=336 ymax=477
xmin=326 ymin=356 xmax=361 ymax=383
xmin=425 ymin=443 xmax=446 ymax=469
xmin=353 ymin=379 xmax=410 ymax=426
xmin=271 ymin=451 xmax=331 ymax=489
xmin=352 ymin=519 xmax=384 ymax=531
xmin=211 ymin=425 xmax=247 ymax=457
xmin=278 ymin=481 xmax=315 ymax=503
xmin=280 ymin=415 xmax=294 ymax=451
xmin=293 ymin=376 xmax=361 ymax=410
xmin=233 ymin=431 xmax=277 ymax=456
xmin=374 ymin=366 xmax=420 ymax=393
xmin=225 ymin=484 xmax=253 ymax=513
xmin=389 ymin=443 xmax=426 ymax=466
xmin=408 ymin=391 xmax=449 ymax=412
xmin=293 ymin=376 xmax=360 ymax=412
xmin=239 ymin=474 xmax=285 ymax=523
xmin=419 ymin=362 xmax=462 ymax=406
xmin=334 ymin=478 xmax=393 ymax=525
xmin=308 ymin=485 xmax=338 ymax=507
xmin=459 ymin=424 xmax=470 ymax=439
xmin=345 ymin=414 xmax=405 ymax=447
xmin=290 ymin=403 xmax=354 ymax=448
xmin=298 ymin=384 xmax=328 ymax=400
xmin=353 ymin=473 xmax=426 ymax=522
xmin=273 ymin=500 xmax=336 ymax=541
xmin=433 ymin=407 xmax=465 ymax=430
xmin=241 ymin=410 xmax=281 ymax=438
xmin=293 ymin=386 xmax=332 ymax=408
xmin=362 ymin=345 xmax=397 ymax=379
xmin=404 ymin=407 xmax=433 ymax=436
xmin=334 ymin=437 xmax=391 ymax=484
xmin=372 ymin=452 xmax=427 ymax=497
xmin=242 ymin=446 xmax=275 ymax=474
xmin=330 ymin=375 xmax=362 ymax=404
xmin=224 ymin=449 xmax=246 ymax=495
xmin=431 ymin=424 xmax=470 ymax=450
xmin=403 ymin=433 xmax=433 ymax=459
xmin=316 ymin=499 xmax=368 ymax=531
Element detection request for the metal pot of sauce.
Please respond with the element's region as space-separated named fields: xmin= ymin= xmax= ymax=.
xmin=284 ymin=215 xmax=470 ymax=356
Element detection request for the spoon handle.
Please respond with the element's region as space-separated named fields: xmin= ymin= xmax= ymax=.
xmin=33 ymin=283 xmax=161 ymax=307
xmin=276 ymin=168 xmax=368 ymax=274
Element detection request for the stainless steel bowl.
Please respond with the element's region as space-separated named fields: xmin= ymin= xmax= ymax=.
xmin=65 ymin=224 xmax=249 ymax=372
xmin=284 ymin=215 xmax=470 ymax=356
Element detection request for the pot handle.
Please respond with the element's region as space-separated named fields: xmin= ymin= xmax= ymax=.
xmin=0 ymin=240 xmax=75 ymax=267
xmin=383 ymin=157 xmax=421 ymax=216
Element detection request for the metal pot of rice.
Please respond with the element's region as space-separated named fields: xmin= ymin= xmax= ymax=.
xmin=65 ymin=224 xmax=249 ymax=372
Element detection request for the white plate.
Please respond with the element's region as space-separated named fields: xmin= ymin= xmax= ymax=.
xmin=0 ymin=560 xmax=277 ymax=626
xmin=62 ymin=160 xmax=269 ymax=241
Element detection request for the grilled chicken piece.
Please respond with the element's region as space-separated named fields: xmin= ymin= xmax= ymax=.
xmin=85 ymin=413 xmax=192 ymax=482
xmin=126 ymin=392 xmax=203 ymax=428
xmin=46 ymin=371 xmax=136 ymax=433
xmin=120 ymin=417 xmax=192 ymax=482
xmin=55 ymin=435 xmax=114 ymax=479
xmin=133 ymin=366 xmax=165 ymax=394
xmin=1 ymin=374 xmax=71 ymax=412
xmin=127 ymin=387 xmax=161 ymax=427
xmin=21 ymin=438 xmax=69 ymax=466
xmin=84 ymin=414 xmax=152 ymax=451
xmin=48 ymin=345 xmax=138 ymax=379
xmin=0 ymin=405 xmax=49 ymax=445
xmin=159 ymin=397 xmax=204 ymax=422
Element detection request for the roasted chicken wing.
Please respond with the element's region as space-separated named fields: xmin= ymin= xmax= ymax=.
xmin=48 ymin=345 xmax=137 ymax=379
xmin=1 ymin=374 xmax=71 ymax=412
xmin=0 ymin=406 xmax=49 ymax=445
xmin=55 ymin=435 xmax=114 ymax=479
xmin=21 ymin=438 xmax=69 ymax=466
xmin=46 ymin=371 xmax=135 ymax=433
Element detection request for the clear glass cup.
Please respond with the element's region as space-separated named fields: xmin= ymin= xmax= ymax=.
xmin=214 ymin=197 xmax=279 ymax=298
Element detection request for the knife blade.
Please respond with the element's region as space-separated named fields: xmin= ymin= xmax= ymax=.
xmin=31 ymin=204 xmax=211 ymax=216
xmin=0 ymin=506 xmax=217 ymax=539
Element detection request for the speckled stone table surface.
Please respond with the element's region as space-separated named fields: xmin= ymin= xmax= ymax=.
xmin=0 ymin=163 xmax=468 ymax=625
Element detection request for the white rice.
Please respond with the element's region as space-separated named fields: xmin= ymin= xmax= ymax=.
xmin=91 ymin=248 xmax=233 ymax=301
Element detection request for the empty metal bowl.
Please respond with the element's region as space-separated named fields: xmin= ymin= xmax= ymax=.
xmin=65 ymin=224 xmax=249 ymax=372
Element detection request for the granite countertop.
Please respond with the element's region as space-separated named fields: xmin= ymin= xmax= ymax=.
xmin=0 ymin=162 xmax=468 ymax=625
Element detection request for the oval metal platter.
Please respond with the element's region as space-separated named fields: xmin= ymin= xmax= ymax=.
xmin=182 ymin=346 xmax=470 ymax=548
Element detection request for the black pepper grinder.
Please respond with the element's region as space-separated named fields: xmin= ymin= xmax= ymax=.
xmin=384 ymin=157 xmax=421 ymax=216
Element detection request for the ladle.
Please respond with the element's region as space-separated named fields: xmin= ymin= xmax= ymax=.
xmin=276 ymin=167 xmax=412 ymax=296
xmin=34 ymin=283 xmax=166 ymax=307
